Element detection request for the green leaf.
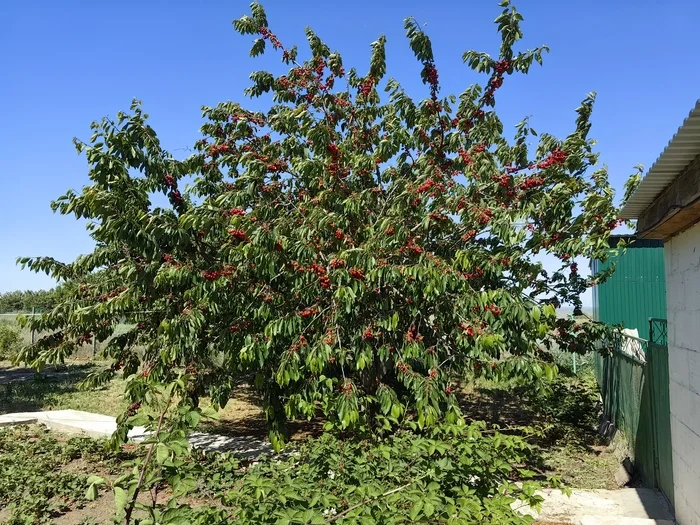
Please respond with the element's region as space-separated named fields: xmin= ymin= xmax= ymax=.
xmin=114 ymin=486 xmax=128 ymax=513
xmin=187 ymin=410 xmax=201 ymax=427
xmin=85 ymin=483 xmax=99 ymax=501
xmin=87 ymin=475 xmax=106 ymax=486
xmin=201 ymin=406 xmax=220 ymax=420
xmin=156 ymin=443 xmax=170 ymax=464
xmin=543 ymin=304 xmax=556 ymax=319
xmin=409 ymin=500 xmax=423 ymax=520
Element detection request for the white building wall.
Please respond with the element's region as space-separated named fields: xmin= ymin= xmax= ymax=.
xmin=665 ymin=222 xmax=700 ymax=525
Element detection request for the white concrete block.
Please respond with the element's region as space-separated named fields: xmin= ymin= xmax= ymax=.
xmin=0 ymin=410 xmax=146 ymax=440
xmin=668 ymin=317 xmax=677 ymax=348
xmin=688 ymin=287 xmax=700 ymax=317
xmin=675 ymin=310 xmax=695 ymax=351
xmin=683 ymin=311 xmax=699 ymax=351
xmin=669 ymin=379 xmax=700 ymax=437
xmin=673 ymin=452 xmax=700 ymax=525
xmin=669 ymin=347 xmax=691 ymax=390
xmin=677 ymin=230 xmax=700 ymax=271
xmin=681 ymin=388 xmax=700 ymax=438
xmin=677 ymin=247 xmax=696 ymax=276
xmin=688 ymin=348 xmax=700 ymax=396
xmin=0 ymin=415 xmax=38 ymax=426
xmin=665 ymin=241 xmax=677 ymax=276
xmin=687 ymin=309 xmax=700 ymax=353
xmin=670 ymin=415 xmax=700 ymax=481
xmin=671 ymin=273 xmax=687 ymax=311
xmin=674 ymin=495 xmax=700 ymax=525
xmin=670 ymin=378 xmax=686 ymax=421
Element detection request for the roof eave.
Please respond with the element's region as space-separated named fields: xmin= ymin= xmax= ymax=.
xmin=620 ymin=99 xmax=700 ymax=219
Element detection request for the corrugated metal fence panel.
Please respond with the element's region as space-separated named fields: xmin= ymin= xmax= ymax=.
xmin=594 ymin=246 xmax=666 ymax=341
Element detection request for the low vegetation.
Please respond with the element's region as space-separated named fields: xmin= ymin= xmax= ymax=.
xmin=0 ymin=359 xmax=618 ymax=523
xmin=0 ymin=322 xmax=22 ymax=361
xmin=0 ymin=422 xmax=551 ymax=525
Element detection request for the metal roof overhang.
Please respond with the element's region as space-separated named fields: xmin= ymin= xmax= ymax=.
xmin=619 ymin=100 xmax=700 ymax=219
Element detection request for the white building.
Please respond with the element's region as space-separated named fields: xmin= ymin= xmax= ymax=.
xmin=621 ymin=99 xmax=700 ymax=525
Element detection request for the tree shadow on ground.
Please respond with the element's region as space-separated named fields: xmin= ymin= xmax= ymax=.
xmin=201 ymin=384 xmax=325 ymax=441
xmin=456 ymin=371 xmax=618 ymax=488
xmin=0 ymin=363 xmax=98 ymax=414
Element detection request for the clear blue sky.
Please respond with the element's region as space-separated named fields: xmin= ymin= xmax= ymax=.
xmin=1 ymin=0 xmax=699 ymax=301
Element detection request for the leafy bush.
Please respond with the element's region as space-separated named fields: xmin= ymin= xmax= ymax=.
xmin=109 ymin=421 xmax=551 ymax=525
xmin=0 ymin=422 xmax=554 ymax=525
xmin=527 ymin=371 xmax=601 ymax=446
xmin=223 ymin=423 xmax=547 ymax=524
xmin=0 ymin=321 xmax=21 ymax=360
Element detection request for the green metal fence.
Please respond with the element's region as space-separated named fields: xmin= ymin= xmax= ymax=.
xmin=591 ymin=238 xmax=666 ymax=341
xmin=594 ymin=319 xmax=673 ymax=506
xmin=648 ymin=319 xmax=673 ymax=507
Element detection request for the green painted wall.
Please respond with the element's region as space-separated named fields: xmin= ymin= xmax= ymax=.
xmin=592 ymin=240 xmax=666 ymax=341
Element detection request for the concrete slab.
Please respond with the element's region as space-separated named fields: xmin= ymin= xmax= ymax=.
xmin=188 ymin=432 xmax=274 ymax=457
xmin=517 ymin=488 xmax=675 ymax=524
xmin=0 ymin=410 xmax=280 ymax=457
xmin=0 ymin=415 xmax=38 ymax=427
xmin=0 ymin=410 xmax=146 ymax=439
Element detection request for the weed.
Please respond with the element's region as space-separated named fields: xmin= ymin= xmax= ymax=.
xmin=0 ymin=426 xmax=97 ymax=523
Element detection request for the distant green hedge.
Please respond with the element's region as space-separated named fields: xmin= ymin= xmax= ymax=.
xmin=0 ymin=289 xmax=59 ymax=313
xmin=0 ymin=272 xmax=108 ymax=314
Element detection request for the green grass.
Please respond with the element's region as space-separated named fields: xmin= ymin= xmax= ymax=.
xmin=0 ymin=362 xmax=127 ymax=416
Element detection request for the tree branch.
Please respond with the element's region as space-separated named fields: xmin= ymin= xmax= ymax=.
xmin=123 ymin=398 xmax=171 ymax=525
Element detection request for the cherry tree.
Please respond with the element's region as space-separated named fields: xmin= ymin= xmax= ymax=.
xmin=20 ymin=1 xmax=621 ymax=449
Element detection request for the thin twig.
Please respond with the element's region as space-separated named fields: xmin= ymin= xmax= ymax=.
xmin=123 ymin=398 xmax=171 ymax=525
xmin=326 ymin=474 xmax=427 ymax=523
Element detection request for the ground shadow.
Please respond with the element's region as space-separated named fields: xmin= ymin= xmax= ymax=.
xmin=0 ymin=363 xmax=97 ymax=414
xmin=202 ymin=385 xmax=325 ymax=442
xmin=456 ymin=373 xmax=617 ymax=487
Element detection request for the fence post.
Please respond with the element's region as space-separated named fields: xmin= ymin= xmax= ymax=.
xmin=92 ymin=335 xmax=97 ymax=357
xmin=31 ymin=307 xmax=36 ymax=344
